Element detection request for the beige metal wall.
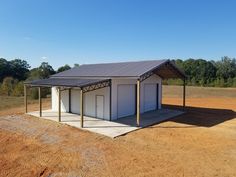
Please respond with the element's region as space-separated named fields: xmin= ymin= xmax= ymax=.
xmin=111 ymin=74 xmax=162 ymax=120
xmin=51 ymin=86 xmax=110 ymax=120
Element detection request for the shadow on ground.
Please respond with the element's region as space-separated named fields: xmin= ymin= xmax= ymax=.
xmin=162 ymin=104 xmax=236 ymax=127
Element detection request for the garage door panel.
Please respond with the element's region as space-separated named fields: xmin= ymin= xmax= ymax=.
xmin=117 ymin=85 xmax=135 ymax=118
xmin=71 ymin=89 xmax=80 ymax=114
xmin=144 ymin=84 xmax=157 ymax=112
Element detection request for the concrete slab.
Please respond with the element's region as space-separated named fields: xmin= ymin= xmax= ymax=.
xmin=28 ymin=109 xmax=184 ymax=138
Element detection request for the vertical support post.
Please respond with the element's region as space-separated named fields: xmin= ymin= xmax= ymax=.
xmin=24 ymin=85 xmax=28 ymax=113
xmin=80 ymin=89 xmax=84 ymax=128
xmin=161 ymin=82 xmax=163 ymax=109
xmin=39 ymin=87 xmax=42 ymax=117
xmin=183 ymin=78 xmax=186 ymax=108
xmin=136 ymin=79 xmax=140 ymax=126
xmin=156 ymin=83 xmax=159 ymax=110
xmin=68 ymin=88 xmax=71 ymax=113
xmin=135 ymin=84 xmax=137 ymax=114
xmin=109 ymin=79 xmax=112 ymax=121
xmin=58 ymin=88 xmax=61 ymax=122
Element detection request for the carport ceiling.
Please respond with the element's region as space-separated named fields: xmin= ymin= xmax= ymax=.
xmin=153 ymin=61 xmax=186 ymax=80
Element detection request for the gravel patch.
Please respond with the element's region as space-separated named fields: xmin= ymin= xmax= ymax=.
xmin=0 ymin=115 xmax=62 ymax=145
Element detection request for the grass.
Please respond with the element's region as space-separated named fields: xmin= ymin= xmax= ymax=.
xmin=163 ymin=85 xmax=236 ymax=98
xmin=0 ymin=96 xmax=24 ymax=110
xmin=0 ymin=96 xmax=50 ymax=111
xmin=1 ymin=85 xmax=235 ymax=111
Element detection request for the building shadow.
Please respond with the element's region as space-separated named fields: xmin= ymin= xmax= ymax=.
xmin=162 ymin=104 xmax=236 ymax=127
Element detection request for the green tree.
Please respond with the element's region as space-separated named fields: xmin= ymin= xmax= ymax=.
xmin=227 ymin=77 xmax=233 ymax=87
xmin=27 ymin=62 xmax=55 ymax=81
xmin=27 ymin=68 xmax=43 ymax=81
xmin=0 ymin=58 xmax=10 ymax=82
xmin=9 ymin=59 xmax=30 ymax=80
xmin=215 ymin=56 xmax=236 ymax=80
xmin=0 ymin=58 xmax=30 ymax=82
xmin=191 ymin=78 xmax=197 ymax=86
xmin=57 ymin=64 xmax=71 ymax=73
xmin=26 ymin=62 xmax=55 ymax=99
xmin=38 ymin=62 xmax=55 ymax=78
xmin=179 ymin=59 xmax=217 ymax=85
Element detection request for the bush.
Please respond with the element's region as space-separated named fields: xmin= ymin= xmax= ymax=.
xmin=30 ymin=87 xmax=39 ymax=99
xmin=0 ymin=77 xmax=18 ymax=96
xmin=0 ymin=77 xmax=27 ymax=97
xmin=214 ymin=78 xmax=225 ymax=87
xmin=12 ymin=81 xmax=24 ymax=96
xmin=164 ymin=79 xmax=183 ymax=85
xmin=232 ymin=77 xmax=236 ymax=87
xmin=29 ymin=87 xmax=51 ymax=99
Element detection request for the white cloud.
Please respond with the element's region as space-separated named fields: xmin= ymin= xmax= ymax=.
xmin=41 ymin=56 xmax=47 ymax=60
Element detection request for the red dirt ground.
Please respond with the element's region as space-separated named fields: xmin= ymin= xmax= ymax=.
xmin=0 ymin=96 xmax=235 ymax=177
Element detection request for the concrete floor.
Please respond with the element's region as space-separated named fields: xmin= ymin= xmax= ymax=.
xmin=28 ymin=109 xmax=184 ymax=138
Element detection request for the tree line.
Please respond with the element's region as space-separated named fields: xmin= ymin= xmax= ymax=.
xmin=168 ymin=56 xmax=236 ymax=87
xmin=0 ymin=56 xmax=235 ymax=98
xmin=0 ymin=58 xmax=75 ymax=98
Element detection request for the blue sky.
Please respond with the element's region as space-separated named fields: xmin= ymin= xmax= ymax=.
xmin=0 ymin=0 xmax=236 ymax=69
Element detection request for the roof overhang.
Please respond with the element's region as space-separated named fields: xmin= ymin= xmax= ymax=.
xmin=24 ymin=78 xmax=111 ymax=93
xmin=140 ymin=60 xmax=186 ymax=81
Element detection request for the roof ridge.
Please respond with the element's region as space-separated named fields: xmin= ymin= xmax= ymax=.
xmin=81 ymin=59 xmax=168 ymax=66
xmin=137 ymin=59 xmax=169 ymax=76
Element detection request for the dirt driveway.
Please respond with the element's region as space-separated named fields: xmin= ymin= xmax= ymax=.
xmin=0 ymin=97 xmax=236 ymax=177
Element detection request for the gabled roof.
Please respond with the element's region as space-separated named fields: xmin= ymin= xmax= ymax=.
xmin=25 ymin=59 xmax=186 ymax=88
xmin=52 ymin=59 xmax=180 ymax=78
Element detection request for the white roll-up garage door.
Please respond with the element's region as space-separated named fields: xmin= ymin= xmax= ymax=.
xmin=117 ymin=84 xmax=135 ymax=118
xmin=144 ymin=84 xmax=157 ymax=112
xmin=71 ymin=89 xmax=80 ymax=114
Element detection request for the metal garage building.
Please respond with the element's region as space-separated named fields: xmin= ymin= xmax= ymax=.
xmin=25 ymin=59 xmax=186 ymax=127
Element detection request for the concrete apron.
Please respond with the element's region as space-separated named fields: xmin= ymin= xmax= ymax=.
xmin=28 ymin=109 xmax=184 ymax=138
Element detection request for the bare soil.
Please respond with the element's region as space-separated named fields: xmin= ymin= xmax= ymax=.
xmin=0 ymin=87 xmax=236 ymax=177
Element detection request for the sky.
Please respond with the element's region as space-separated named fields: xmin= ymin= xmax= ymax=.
xmin=0 ymin=0 xmax=236 ymax=69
